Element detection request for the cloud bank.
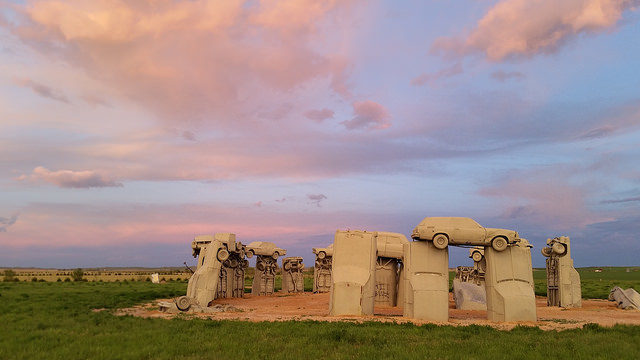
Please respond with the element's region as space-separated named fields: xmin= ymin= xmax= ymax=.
xmin=4 ymin=0 xmax=356 ymax=127
xmin=19 ymin=167 xmax=123 ymax=188
xmin=432 ymin=0 xmax=640 ymax=61
xmin=341 ymin=101 xmax=391 ymax=130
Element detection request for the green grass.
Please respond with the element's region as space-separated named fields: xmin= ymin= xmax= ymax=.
xmin=1 ymin=281 xmax=640 ymax=359
xmin=531 ymin=267 xmax=640 ymax=299
xmin=446 ymin=267 xmax=640 ymax=299
xmin=244 ymin=268 xmax=315 ymax=292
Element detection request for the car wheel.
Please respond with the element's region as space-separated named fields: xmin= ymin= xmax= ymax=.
xmin=217 ymin=248 xmax=230 ymax=262
xmin=541 ymin=247 xmax=553 ymax=257
xmin=228 ymin=259 xmax=239 ymax=268
xmin=175 ymin=296 xmax=191 ymax=311
xmin=317 ymin=251 xmax=326 ymax=260
xmin=246 ymin=249 xmax=254 ymax=258
xmin=283 ymin=262 xmax=292 ymax=271
xmin=272 ymin=251 xmax=280 ymax=260
xmin=491 ymin=237 xmax=508 ymax=252
xmin=472 ymin=251 xmax=483 ymax=262
xmin=432 ymin=234 xmax=448 ymax=250
xmin=552 ymin=242 xmax=567 ymax=256
xmin=256 ymin=261 xmax=266 ymax=271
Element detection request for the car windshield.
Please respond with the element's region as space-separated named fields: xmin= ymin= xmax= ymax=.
xmin=468 ymin=218 xmax=482 ymax=228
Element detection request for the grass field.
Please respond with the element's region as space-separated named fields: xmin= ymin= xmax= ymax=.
xmin=531 ymin=267 xmax=640 ymax=299
xmin=6 ymin=266 xmax=639 ymax=298
xmin=1 ymin=274 xmax=640 ymax=359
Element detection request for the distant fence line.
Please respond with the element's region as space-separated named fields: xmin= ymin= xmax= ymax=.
xmin=5 ymin=270 xmax=192 ymax=282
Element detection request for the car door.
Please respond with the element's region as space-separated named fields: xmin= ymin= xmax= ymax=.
xmin=456 ymin=218 xmax=485 ymax=245
xmin=461 ymin=218 xmax=486 ymax=245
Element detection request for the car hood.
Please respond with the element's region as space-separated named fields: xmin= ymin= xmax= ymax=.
xmin=485 ymin=228 xmax=519 ymax=239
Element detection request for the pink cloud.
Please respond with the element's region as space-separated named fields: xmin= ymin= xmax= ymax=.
xmin=0 ymin=202 xmax=400 ymax=249
xmin=479 ymin=168 xmax=607 ymax=229
xmin=341 ymin=100 xmax=391 ymax=130
xmin=432 ymin=0 xmax=640 ymax=61
xmin=19 ymin=166 xmax=122 ymax=188
xmin=5 ymin=0 xmax=357 ymax=127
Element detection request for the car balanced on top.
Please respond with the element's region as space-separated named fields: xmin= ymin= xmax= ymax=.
xmin=411 ymin=217 xmax=521 ymax=251
xmin=245 ymin=241 xmax=287 ymax=260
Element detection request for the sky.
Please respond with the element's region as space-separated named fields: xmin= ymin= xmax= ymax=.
xmin=1 ymin=0 xmax=639 ymax=268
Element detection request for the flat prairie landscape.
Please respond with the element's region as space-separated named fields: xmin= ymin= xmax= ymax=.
xmin=1 ymin=267 xmax=639 ymax=359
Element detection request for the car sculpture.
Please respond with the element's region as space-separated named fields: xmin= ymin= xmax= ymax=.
xmin=191 ymin=234 xmax=245 ymax=263
xmin=469 ymin=246 xmax=485 ymax=262
xmin=312 ymin=244 xmax=333 ymax=259
xmin=411 ymin=217 xmax=520 ymax=251
xmin=541 ymin=237 xmax=568 ymax=257
xmin=245 ymin=241 xmax=286 ymax=259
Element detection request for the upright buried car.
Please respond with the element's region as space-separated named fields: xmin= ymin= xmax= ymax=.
xmin=411 ymin=217 xmax=520 ymax=251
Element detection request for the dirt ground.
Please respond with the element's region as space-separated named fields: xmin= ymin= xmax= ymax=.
xmin=115 ymin=292 xmax=640 ymax=331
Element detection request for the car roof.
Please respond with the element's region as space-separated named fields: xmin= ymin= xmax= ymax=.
xmin=420 ymin=217 xmax=480 ymax=226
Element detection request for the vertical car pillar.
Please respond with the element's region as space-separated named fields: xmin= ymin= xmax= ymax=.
xmin=185 ymin=240 xmax=224 ymax=307
xmin=375 ymin=232 xmax=409 ymax=307
xmin=375 ymin=258 xmax=399 ymax=306
xmin=313 ymin=256 xmax=332 ymax=293
xmin=251 ymin=256 xmax=277 ymax=296
xmin=485 ymin=241 xmax=536 ymax=322
xmin=329 ymin=230 xmax=377 ymax=316
xmin=402 ymin=241 xmax=449 ymax=322
xmin=543 ymin=236 xmax=581 ymax=308
xmin=282 ymin=257 xmax=305 ymax=293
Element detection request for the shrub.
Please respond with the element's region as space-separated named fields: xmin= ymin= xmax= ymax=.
xmin=3 ymin=269 xmax=17 ymax=282
xmin=31 ymin=277 xmax=38 ymax=282
xmin=64 ymin=278 xmax=71 ymax=282
xmin=71 ymin=268 xmax=84 ymax=282
xmin=56 ymin=278 xmax=62 ymax=282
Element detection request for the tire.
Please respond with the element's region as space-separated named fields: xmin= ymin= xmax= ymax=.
xmin=256 ymin=261 xmax=266 ymax=271
xmin=217 ymin=248 xmax=230 ymax=262
xmin=175 ymin=296 xmax=191 ymax=311
xmin=246 ymin=249 xmax=254 ymax=258
xmin=432 ymin=234 xmax=448 ymax=250
xmin=229 ymin=259 xmax=239 ymax=268
xmin=272 ymin=251 xmax=280 ymax=260
xmin=541 ymin=247 xmax=553 ymax=257
xmin=243 ymin=260 xmax=249 ymax=268
xmin=472 ymin=251 xmax=483 ymax=262
xmin=317 ymin=251 xmax=326 ymax=260
xmin=552 ymin=242 xmax=566 ymax=256
xmin=283 ymin=262 xmax=292 ymax=271
xmin=491 ymin=237 xmax=508 ymax=252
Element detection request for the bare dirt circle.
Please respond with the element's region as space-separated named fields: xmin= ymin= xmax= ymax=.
xmin=115 ymin=292 xmax=640 ymax=331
